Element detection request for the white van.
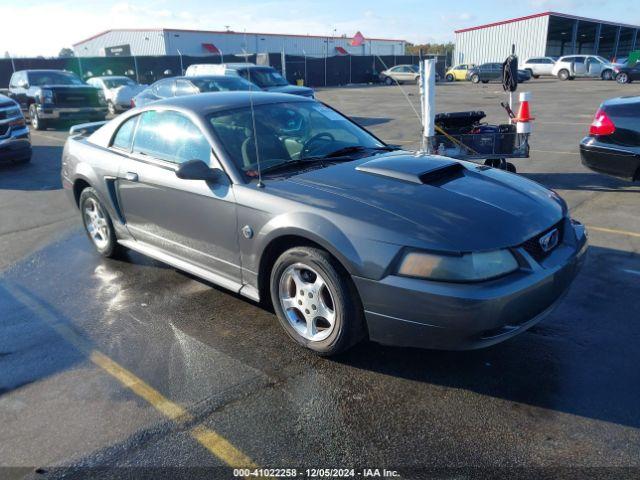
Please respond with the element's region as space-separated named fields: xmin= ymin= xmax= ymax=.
xmin=185 ymin=63 xmax=314 ymax=97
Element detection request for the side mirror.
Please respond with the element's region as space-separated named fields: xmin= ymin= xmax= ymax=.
xmin=175 ymin=159 xmax=222 ymax=182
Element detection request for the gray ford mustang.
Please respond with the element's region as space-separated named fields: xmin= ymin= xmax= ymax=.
xmin=61 ymin=92 xmax=587 ymax=355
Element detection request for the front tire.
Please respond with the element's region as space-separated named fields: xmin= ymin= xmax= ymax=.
xmin=28 ymin=104 xmax=46 ymax=131
xmin=558 ymin=69 xmax=570 ymax=81
xmin=471 ymin=74 xmax=480 ymax=84
xmin=384 ymin=76 xmax=394 ymax=86
xmin=601 ymin=69 xmax=613 ymax=80
xmin=445 ymin=73 xmax=454 ymax=82
xmin=270 ymin=246 xmax=365 ymax=356
xmin=616 ymin=72 xmax=630 ymax=84
xmin=79 ymin=187 xmax=123 ymax=258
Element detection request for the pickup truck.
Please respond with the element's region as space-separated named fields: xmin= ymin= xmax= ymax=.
xmin=0 ymin=93 xmax=31 ymax=164
xmin=8 ymin=70 xmax=108 ymax=130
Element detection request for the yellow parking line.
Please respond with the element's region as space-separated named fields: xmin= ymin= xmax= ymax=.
xmin=5 ymin=283 xmax=258 ymax=471
xmin=588 ymin=226 xmax=640 ymax=238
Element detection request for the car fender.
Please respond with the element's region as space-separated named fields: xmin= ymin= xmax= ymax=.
xmin=255 ymin=211 xmax=364 ymax=275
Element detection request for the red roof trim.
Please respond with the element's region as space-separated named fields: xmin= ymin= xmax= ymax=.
xmin=454 ymin=11 xmax=640 ymax=34
xmin=74 ymin=28 xmax=406 ymax=47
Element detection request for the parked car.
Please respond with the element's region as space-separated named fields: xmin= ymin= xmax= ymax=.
xmin=466 ymin=63 xmax=531 ymax=84
xmin=379 ymin=65 xmax=419 ymax=85
xmin=580 ymin=96 xmax=640 ymax=181
xmin=62 ymin=91 xmax=587 ymax=355
xmin=614 ymin=61 xmax=640 ymax=84
xmin=0 ymin=93 xmax=31 ymax=164
xmin=86 ymin=76 xmax=145 ymax=115
xmin=132 ymin=75 xmax=258 ymax=107
xmin=185 ymin=63 xmax=315 ymax=98
xmin=521 ymin=57 xmax=556 ymax=78
xmin=379 ymin=64 xmax=440 ymax=85
xmin=444 ymin=64 xmax=475 ymax=82
xmin=551 ymin=55 xmax=615 ymax=80
xmin=8 ymin=70 xmax=107 ymax=130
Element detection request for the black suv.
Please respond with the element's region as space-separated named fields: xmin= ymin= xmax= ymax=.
xmin=8 ymin=70 xmax=108 ymax=130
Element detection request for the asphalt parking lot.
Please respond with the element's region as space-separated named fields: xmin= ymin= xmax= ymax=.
xmin=2 ymin=79 xmax=640 ymax=478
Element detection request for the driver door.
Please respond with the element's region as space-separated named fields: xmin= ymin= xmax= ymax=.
xmin=114 ymin=110 xmax=241 ymax=283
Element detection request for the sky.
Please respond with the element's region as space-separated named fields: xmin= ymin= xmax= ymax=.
xmin=1 ymin=0 xmax=639 ymax=57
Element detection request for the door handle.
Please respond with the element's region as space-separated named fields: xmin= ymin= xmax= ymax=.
xmin=124 ymin=172 xmax=139 ymax=182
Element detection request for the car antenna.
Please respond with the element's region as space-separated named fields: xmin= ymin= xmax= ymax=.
xmin=242 ymin=49 xmax=264 ymax=188
xmin=375 ymin=54 xmax=423 ymax=147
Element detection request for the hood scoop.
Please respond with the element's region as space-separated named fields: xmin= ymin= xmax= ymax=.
xmin=356 ymin=154 xmax=465 ymax=185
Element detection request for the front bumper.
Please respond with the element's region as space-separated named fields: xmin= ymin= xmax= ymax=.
xmin=37 ymin=105 xmax=108 ymax=121
xmin=580 ymin=137 xmax=640 ymax=181
xmin=0 ymin=126 xmax=31 ymax=163
xmin=354 ymin=219 xmax=588 ymax=350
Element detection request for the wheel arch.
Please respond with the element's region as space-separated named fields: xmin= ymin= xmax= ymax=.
xmin=255 ymin=222 xmax=363 ymax=306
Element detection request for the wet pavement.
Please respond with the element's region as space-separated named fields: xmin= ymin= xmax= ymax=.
xmin=1 ymin=80 xmax=640 ymax=477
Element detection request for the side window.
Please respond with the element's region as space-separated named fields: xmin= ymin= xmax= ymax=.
xmin=175 ymin=80 xmax=197 ymax=96
xmin=153 ymin=80 xmax=175 ymax=98
xmin=574 ymin=57 xmax=585 ymax=64
xmin=111 ymin=115 xmax=139 ymax=151
xmin=133 ymin=111 xmax=211 ymax=165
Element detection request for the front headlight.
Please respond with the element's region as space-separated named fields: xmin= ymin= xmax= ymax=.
xmin=41 ymin=89 xmax=54 ymax=104
xmin=397 ymin=249 xmax=519 ymax=282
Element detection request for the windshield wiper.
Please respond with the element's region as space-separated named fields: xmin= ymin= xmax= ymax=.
xmin=258 ymin=158 xmax=325 ymax=175
xmin=321 ymin=145 xmax=399 ymax=159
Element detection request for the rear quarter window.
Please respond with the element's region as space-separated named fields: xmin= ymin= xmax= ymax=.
xmin=111 ymin=115 xmax=139 ymax=151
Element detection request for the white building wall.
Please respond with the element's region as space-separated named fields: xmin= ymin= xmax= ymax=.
xmin=74 ymin=30 xmax=167 ymax=57
xmin=75 ymin=30 xmax=406 ymax=57
xmin=454 ymin=15 xmax=549 ymax=65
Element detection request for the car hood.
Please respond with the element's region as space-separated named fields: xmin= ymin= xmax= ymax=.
xmin=262 ymin=85 xmax=314 ymax=97
xmin=0 ymin=93 xmax=15 ymax=107
xmin=33 ymin=84 xmax=96 ymax=91
xmin=272 ymin=152 xmax=565 ymax=252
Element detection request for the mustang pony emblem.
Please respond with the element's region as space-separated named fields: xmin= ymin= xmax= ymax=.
xmin=539 ymin=228 xmax=560 ymax=253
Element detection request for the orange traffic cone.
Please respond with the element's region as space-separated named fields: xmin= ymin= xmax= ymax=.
xmin=513 ymin=92 xmax=534 ymax=133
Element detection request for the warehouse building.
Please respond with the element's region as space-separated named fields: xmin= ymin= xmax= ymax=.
xmin=454 ymin=12 xmax=639 ymax=65
xmin=73 ymin=28 xmax=406 ymax=58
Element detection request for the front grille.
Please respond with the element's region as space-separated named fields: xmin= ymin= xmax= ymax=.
xmin=520 ymin=220 xmax=564 ymax=262
xmin=0 ymin=124 xmax=9 ymax=137
xmin=54 ymin=91 xmax=98 ymax=107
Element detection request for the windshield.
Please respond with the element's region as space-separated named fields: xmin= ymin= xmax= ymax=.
xmin=191 ymin=76 xmax=259 ymax=92
xmin=208 ymin=101 xmax=384 ymax=177
xmin=239 ymin=68 xmax=289 ymax=88
xmin=594 ymin=56 xmax=610 ymax=64
xmin=28 ymin=71 xmax=84 ymax=86
xmin=104 ymin=78 xmax=136 ymax=88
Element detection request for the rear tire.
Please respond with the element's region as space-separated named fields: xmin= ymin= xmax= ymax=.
xmin=270 ymin=246 xmax=365 ymax=356
xmin=79 ymin=187 xmax=124 ymax=258
xmin=384 ymin=76 xmax=393 ymax=86
xmin=558 ymin=69 xmax=570 ymax=81
xmin=445 ymin=73 xmax=454 ymax=82
xmin=601 ymin=69 xmax=613 ymax=80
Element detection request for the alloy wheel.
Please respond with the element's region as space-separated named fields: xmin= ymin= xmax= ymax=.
xmin=83 ymin=197 xmax=110 ymax=250
xmin=617 ymin=73 xmax=628 ymax=84
xmin=278 ymin=263 xmax=336 ymax=342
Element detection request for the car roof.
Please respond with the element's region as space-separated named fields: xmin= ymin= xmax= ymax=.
xmin=93 ymin=76 xmax=131 ymax=80
xmin=18 ymin=69 xmax=77 ymax=74
xmin=150 ymin=91 xmax=312 ymax=115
